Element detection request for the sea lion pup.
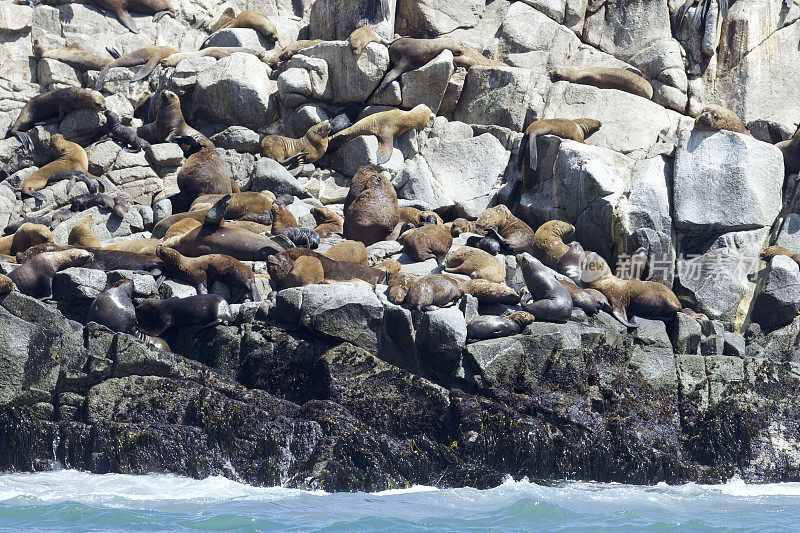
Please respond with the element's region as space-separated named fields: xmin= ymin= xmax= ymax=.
xmin=445 ymin=247 xmax=505 ymax=283
xmin=559 ymin=278 xmax=601 ymax=316
xmin=162 ymin=195 xmax=284 ymax=261
xmin=47 ymin=169 xmax=104 ymax=194
xmin=581 ymin=251 xmax=681 ymax=328
xmin=449 ymin=218 xmax=478 ymax=237
xmin=516 ymin=253 xmax=573 ymax=323
xmin=467 ymin=312 xmax=536 ymax=342
xmin=0 ymin=223 xmax=52 ymax=256
xmin=270 ymin=203 xmax=298 ymax=234
xmin=156 ymin=246 xmax=260 ymax=301
xmin=0 ymin=273 xmax=14 ymax=295
xmin=208 ymin=8 xmax=278 ymax=43
xmin=387 ymin=272 xmax=417 ymax=304
xmin=398 ymin=206 xmax=442 ymax=227
xmin=404 ymin=274 xmax=462 ymax=310
xmin=476 ymin=205 xmax=535 ymax=254
xmin=349 ymin=26 xmax=397 ymax=56
xmin=465 ymin=235 xmax=502 ymax=256
xmin=323 ymin=240 xmax=368 ymax=264
xmin=398 ymin=223 xmax=452 ymax=262
xmin=311 ymin=206 xmax=344 ymax=237
xmin=329 ymin=104 xmax=432 ymax=164
xmin=270 ymin=248 xmax=391 ymax=287
xmin=518 ymin=118 xmax=602 ymax=172
xmin=762 ymin=245 xmax=800 ymax=268
xmin=9 ymin=248 xmax=94 ymax=298
xmin=18 ymin=135 xmax=92 ymax=200
xmin=33 ymin=40 xmax=114 ymax=71
xmin=86 ymin=279 xmax=138 ymax=334
xmin=6 ymin=89 xmax=105 ymax=151
xmin=103 ymin=110 xmax=150 ymax=152
xmin=135 ymin=294 xmax=233 ymax=336
xmin=0 ymin=159 xmax=34 ymax=178
xmin=68 ymin=216 xmax=101 ymax=248
xmin=95 ymin=46 xmax=179 ymax=90
xmin=458 ymin=279 xmax=519 ymax=305
xmin=532 ymin=220 xmax=575 ymax=269
xmin=555 ymin=241 xmax=585 ymax=286
xmin=150 ymin=90 xmax=214 ymax=151
xmin=694 ymin=105 xmax=750 ymax=135
xmin=344 ymin=166 xmax=400 ymax=245
xmin=260 ymin=121 xmax=332 ymax=167
xmin=550 ymin=66 xmax=654 ymax=100
xmin=777 ymin=124 xmax=800 ymax=175
xmin=279 ymin=227 xmax=320 ymax=249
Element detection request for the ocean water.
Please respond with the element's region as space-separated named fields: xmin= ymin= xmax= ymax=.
xmin=0 ymin=470 xmax=799 ymax=532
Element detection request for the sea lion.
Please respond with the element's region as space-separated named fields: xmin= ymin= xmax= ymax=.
xmin=156 ymin=246 xmax=259 ymax=301
xmin=268 ymin=247 xmax=390 ymax=288
xmin=328 ymin=104 xmax=432 ymax=164
xmin=375 ymin=258 xmax=401 ymax=273
xmin=615 ymin=247 xmax=649 ymax=281
xmin=449 ymin=218 xmax=478 ymax=237
xmin=581 ymin=251 xmax=681 ymax=327
xmin=15 ymin=243 xmax=73 ymax=263
xmin=476 ymin=205 xmax=535 ymax=254
xmin=191 ymin=191 xmax=275 ymax=218
xmin=0 ymin=159 xmax=34 ymax=178
xmin=559 ymin=278 xmax=601 ymax=316
xmin=260 ymin=122 xmax=332 ymax=167
xmin=532 ymin=220 xmax=575 ymax=269
xmin=88 ymin=0 xmax=175 ymax=33
xmin=95 ymin=46 xmax=179 ymax=90
xmin=174 ymin=148 xmax=238 ymax=211
xmin=208 ymin=8 xmax=278 ymax=43
xmin=71 ymin=193 xmax=113 ymax=212
xmin=279 ymin=227 xmax=320 ymax=249
xmin=19 ymin=135 xmax=91 ymax=199
xmin=82 ymin=249 xmax=163 ymax=274
xmin=348 ymin=26 xmax=396 ymax=56
xmin=694 ymin=105 xmax=750 ymax=135
xmin=555 ymin=241 xmax=585 ymax=286
xmin=0 ymin=223 xmax=52 ymax=256
xmin=311 ymin=206 xmax=344 ymax=237
xmin=104 ymin=110 xmax=150 ymax=152
xmin=47 ymin=170 xmax=104 ymax=194
xmin=9 ymin=248 xmax=94 ymax=298
xmin=68 ymin=216 xmax=101 ymax=248
xmin=6 ymin=89 xmax=105 ymax=151
xmin=517 ymin=253 xmax=573 ymax=323
xmin=458 ymin=279 xmax=519 ymax=305
xmin=387 ymin=272 xmax=417 ymax=304
xmin=776 ymin=124 xmax=800 ymax=175
xmin=467 ymin=312 xmax=535 ymax=342
xmin=160 ymin=47 xmax=267 ymax=67
xmin=270 ymin=203 xmax=298 ymax=234
xmin=403 ymin=274 xmax=461 ymax=310
xmin=551 ymin=66 xmax=653 ymax=100
xmin=453 ymin=45 xmax=506 ymax=68
xmin=518 ymin=118 xmax=602 ymax=173
xmin=33 ymin=40 xmax=114 ymax=71
xmin=465 ymin=235 xmax=501 ymax=256
xmin=269 ymin=254 xmax=325 ymax=288
xmin=4 ymin=216 xmax=58 ymax=235
xmin=86 ymin=279 xmax=137 ymax=334
xmin=445 ymin=247 xmax=505 ymax=283
xmin=344 ymin=166 xmax=400 ymax=246
xmin=104 ymin=238 xmax=162 ymax=255
xmin=762 ymin=245 xmax=800 ymax=267
xmin=398 ymin=206 xmax=442 ymax=227
xmin=152 ymin=90 xmax=214 ymax=152
xmin=322 ymin=240 xmax=368 ymax=265
xmin=272 ymin=40 xmax=324 ymax=65
xmin=135 ymin=294 xmax=233 ymax=336
xmin=398 ymin=223 xmax=452 ymax=262
xmin=0 ymin=273 xmax=14 ymax=295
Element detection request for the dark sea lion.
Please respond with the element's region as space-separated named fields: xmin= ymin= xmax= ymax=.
xmin=279 ymin=227 xmax=321 ymax=249
xmin=0 ymin=159 xmax=34 ymax=178
xmin=6 ymin=88 xmax=105 ymax=151
xmin=47 ymin=169 xmax=103 ymax=194
xmin=458 ymin=278 xmax=519 ymax=305
xmin=68 ymin=216 xmax=101 ymax=248
xmin=322 ymin=240 xmax=368 ymax=264
xmin=15 ymin=243 xmax=74 ymax=263
xmin=558 ymin=278 xmax=601 ymax=316
xmin=465 ymin=235 xmax=501 ymax=256
xmin=398 ymin=223 xmax=452 ymax=262
xmin=104 ymin=110 xmax=150 ymax=152
xmin=71 ymin=193 xmax=114 ymax=212
xmin=135 ymin=294 xmax=233 ymax=336
xmin=776 ymin=124 xmax=800 ymax=175
xmin=467 ymin=314 xmax=525 ymax=342
xmin=156 ymin=246 xmax=259 ymax=301
xmin=445 ymin=247 xmax=505 ymax=283
xmin=694 ymin=105 xmax=750 ymax=135
xmin=0 ymin=273 xmax=14 ymax=295
xmin=86 ymin=279 xmax=137 ymax=333
xmin=95 ymin=46 xmax=179 ymax=90
xmin=260 ymin=122 xmax=332 ymax=166
xmin=19 ymin=135 xmax=92 ymax=200
xmin=208 ymin=8 xmax=278 ymax=42
xmin=33 ymin=40 xmax=114 ymax=71
xmin=476 ymin=205 xmax=535 ymax=254
xmin=404 ymin=274 xmax=461 ymax=310
xmin=532 ymin=220 xmax=575 ymax=269
xmin=517 ymin=253 xmax=573 ymax=323
xmin=581 ymin=252 xmax=681 ymax=327
xmin=152 ymin=90 xmax=214 ymax=152
xmin=551 ymin=66 xmax=653 ymax=99
xmin=555 ymin=241 xmax=585 ymax=286
xmin=311 ymin=206 xmax=344 ymax=237
xmin=344 ymin=165 xmax=400 ymax=246
xmin=268 ymin=247 xmax=391 ymax=288
xmin=82 ymin=248 xmax=163 ymax=274
xmin=0 ymin=223 xmax=52 ymax=256
xmin=9 ymin=248 xmax=94 ymax=298
xmin=518 ymin=118 xmax=602 ymax=173
xmin=449 ymin=218 xmax=478 ymax=237
xmin=329 ymin=105 xmax=431 ymax=164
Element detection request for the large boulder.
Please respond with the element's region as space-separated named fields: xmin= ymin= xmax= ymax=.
xmin=400 ymin=50 xmax=454 ymax=113
xmin=752 ymin=255 xmax=800 ymax=332
xmin=299 ymin=42 xmax=389 ymax=103
xmin=310 ymin=0 xmax=397 ymax=40
xmin=453 ymin=66 xmax=540 ymax=131
xmin=396 ymin=0 xmax=483 ymax=37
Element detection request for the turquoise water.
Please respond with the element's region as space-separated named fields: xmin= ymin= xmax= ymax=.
xmin=1 ymin=470 xmax=799 ymax=532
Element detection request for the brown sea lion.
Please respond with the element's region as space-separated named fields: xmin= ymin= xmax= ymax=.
xmin=176 ymin=148 xmax=239 ymax=209
xmin=445 ymin=247 xmax=505 ymax=283
xmin=517 ymin=253 xmax=573 ymax=323
xmin=532 ymin=220 xmax=575 ymax=269
xmin=328 ymin=104 xmax=432 ymax=164
xmin=467 ymin=312 xmax=535 ymax=342
xmin=776 ymin=124 xmax=800 ymax=175
xmin=19 ymin=134 xmax=93 ymax=200
xmin=0 ymin=223 xmax=52 ymax=256
xmin=387 ymin=272 xmax=417 ymax=304
xmin=581 ymin=251 xmax=681 ymax=327
xmin=348 ymin=26 xmax=396 ymax=56
xmin=270 ymin=203 xmax=298 ymax=234
xmin=269 ymin=247 xmax=391 ymax=288
xmin=273 ymin=40 xmax=324 ymax=65
xmin=476 ymin=205 xmax=535 ymax=254
xmin=0 ymin=273 xmax=14 ymax=295
xmin=453 ymin=46 xmax=506 ymax=68
xmin=260 ymin=122 xmax=332 ymax=166
xmin=191 ymin=191 xmax=276 ymax=214
xmin=269 ymin=254 xmax=325 ymax=288
xmin=104 ymin=238 xmax=162 ymax=255
xmin=448 ymin=218 xmax=478 ymax=237
xmin=91 ymin=0 xmax=175 ymax=33
xmin=398 ymin=206 xmax=442 ymax=226
xmin=9 ymin=248 xmax=94 ymax=298
xmin=135 ymin=294 xmax=233 ymax=336
xmin=762 ymin=245 xmax=800 ymax=267
xmin=458 ymin=279 xmax=519 ymax=305
xmin=208 ymin=8 xmax=278 ymax=43
xmin=559 ymin=278 xmax=601 ymax=316
xmin=551 ymin=66 xmax=653 ymax=99
xmin=398 ymin=223 xmax=452 ymax=262
xmin=86 ymin=279 xmax=138 ymax=334
xmin=323 ymin=240 xmax=368 ymax=265
xmin=311 ymin=206 xmax=344 ymax=237
xmin=33 ymin=40 xmax=114 ymax=71
xmin=404 ymin=274 xmax=461 ymax=310
xmin=555 ymin=241 xmax=585 ymax=286
xmin=68 ymin=216 xmax=101 ymax=248
xmin=153 ymin=90 xmax=215 ymax=151
xmin=95 ymin=46 xmax=179 ymax=90
xmin=375 ymin=258 xmax=401 ymax=273
xmin=518 ymin=118 xmax=602 ymax=173
xmin=6 ymin=89 xmax=105 ymax=151
xmin=694 ymin=105 xmax=750 ymax=135
xmin=156 ymin=246 xmax=259 ymax=301
xmin=160 ymin=47 xmax=268 ymax=67
xmin=82 ymin=249 xmax=163 ymax=274
xmin=344 ymin=166 xmax=400 ymax=246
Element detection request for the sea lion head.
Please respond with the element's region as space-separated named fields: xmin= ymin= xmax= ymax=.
xmin=62 ymin=247 xmax=95 ymax=268
xmin=476 ymin=205 xmax=511 ymax=233
xmin=49 ymin=134 xmax=70 ymax=155
xmin=450 ymin=218 xmax=475 ymax=237
xmin=308 ymin=121 xmax=332 ymax=140
xmin=160 ymin=90 xmax=181 ymax=110
xmin=408 ymin=104 xmax=433 ymax=130
xmin=505 ymin=310 xmax=535 ymax=328
xmin=576 ymin=118 xmax=602 ymax=137
xmin=695 ymin=105 xmax=744 ymax=132
xmin=88 ymin=90 xmax=106 ymax=111
xmin=581 ymin=251 xmax=613 ymax=284
xmin=0 ymin=273 xmax=15 ymax=295
xmin=311 ymin=206 xmax=337 ymax=224
xmin=515 ymin=252 xmax=541 ymax=272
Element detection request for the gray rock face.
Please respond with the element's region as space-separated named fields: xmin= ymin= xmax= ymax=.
xmin=752 ymin=255 xmax=800 ymax=331
xmin=250 ymin=158 xmax=309 ymax=198
xmin=298 ymin=42 xmax=389 ymax=104
xmin=454 ymin=66 xmax=539 ymax=131
xmin=401 ymin=50 xmax=454 ymax=114
xmin=310 ymin=0 xmax=397 ymax=40
xmin=397 ymin=0 xmax=482 ymax=37
xmin=202 ymin=28 xmax=265 ymax=50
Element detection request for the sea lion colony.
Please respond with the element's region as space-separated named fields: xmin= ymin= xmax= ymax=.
xmin=0 ymin=1 xmax=795 ymax=351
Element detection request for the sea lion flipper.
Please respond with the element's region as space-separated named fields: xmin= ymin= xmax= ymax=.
xmin=205 ymin=194 xmax=231 ymax=228
xmin=376 ymin=135 xmax=394 ymax=164
xmin=132 ymin=58 xmax=159 ymax=82
xmin=528 ymin=132 xmax=538 ymax=172
xmin=94 ymin=66 xmax=111 ymax=91
xmin=152 ymin=9 xmax=172 ymax=22
xmin=14 ymin=132 xmax=33 ymax=152
xmin=281 ymin=151 xmax=307 ymax=171
xmin=107 ymin=46 xmax=121 ymax=59
xmin=115 ymin=8 xmax=140 ymax=33
xmin=609 ymin=297 xmax=639 ymax=328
